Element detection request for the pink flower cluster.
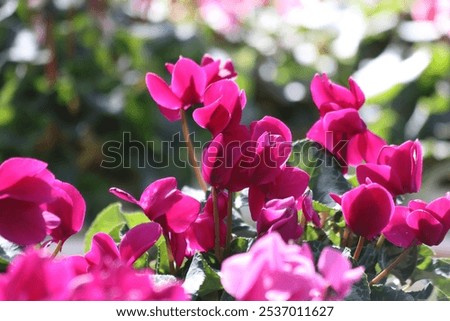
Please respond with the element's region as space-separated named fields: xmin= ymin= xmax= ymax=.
xmin=144 ymin=55 xmax=316 ymax=254
xmin=0 ymin=224 xmax=187 ymax=300
xmin=310 ymin=75 xmax=450 ymax=247
xmin=221 ymin=233 xmax=364 ymax=301
xmin=0 ymin=157 xmax=85 ymax=247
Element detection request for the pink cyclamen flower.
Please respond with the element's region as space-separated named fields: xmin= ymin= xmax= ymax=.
xmin=232 ymin=116 xmax=293 ymax=187
xmin=184 ymin=191 xmax=228 ymax=256
xmin=257 ymin=197 xmax=303 ymax=242
xmin=333 ymin=182 xmax=394 ymax=240
xmin=383 ymin=194 xmax=450 ymax=247
xmin=200 ymin=54 xmax=237 ymax=84
xmin=307 ymin=74 xmax=386 ymax=168
xmin=0 ymin=249 xmax=74 ymax=300
xmin=317 ymin=247 xmax=364 ymax=300
xmin=201 ymin=125 xmax=251 ymax=191
xmin=146 ymin=57 xmax=207 ymax=121
xmin=193 ymin=79 xmax=246 ymax=137
xmin=220 ymin=233 xmax=363 ymax=301
xmin=45 ymin=180 xmax=86 ymax=245
xmin=356 ymin=140 xmax=423 ymax=196
xmin=85 ymin=222 xmax=162 ymax=268
xmin=110 ymin=177 xmax=200 ymax=234
xmin=310 ymin=73 xmax=365 ymax=115
xmin=0 ymin=157 xmax=56 ymax=245
xmin=248 ymin=165 xmax=309 ymax=220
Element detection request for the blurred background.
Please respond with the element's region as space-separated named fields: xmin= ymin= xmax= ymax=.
xmin=0 ymin=0 xmax=449 ymax=249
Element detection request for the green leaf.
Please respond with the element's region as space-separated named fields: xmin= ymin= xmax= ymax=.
xmin=183 ymin=253 xmax=223 ymax=299
xmin=380 ymin=244 xmax=418 ymax=283
xmin=345 ymin=274 xmax=371 ymax=301
xmin=123 ymin=211 xmax=150 ymax=228
xmin=358 ymin=243 xmax=380 ymax=279
xmin=405 ymin=281 xmax=434 ymax=301
xmin=370 ymin=285 xmax=414 ymax=301
xmin=154 ymin=236 xmax=170 ymax=274
xmin=411 ymin=257 xmax=450 ymax=300
xmin=231 ymin=209 xmax=257 ymax=238
xmin=84 ymin=202 xmax=126 ymax=252
xmin=227 ymin=237 xmax=254 ymax=257
xmin=312 ymin=200 xmax=337 ymax=215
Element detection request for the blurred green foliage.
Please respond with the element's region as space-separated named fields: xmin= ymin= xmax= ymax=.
xmin=0 ymin=0 xmax=449 ymax=223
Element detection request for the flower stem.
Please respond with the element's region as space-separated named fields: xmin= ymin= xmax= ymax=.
xmin=341 ymin=227 xmax=351 ymax=248
xmin=225 ymin=190 xmax=233 ymax=253
xmin=212 ymin=187 xmax=222 ymax=262
xmin=376 ymin=234 xmax=385 ymax=249
xmin=369 ymin=246 xmax=413 ymax=286
xmin=353 ymin=236 xmax=365 ymax=262
xmin=51 ymin=240 xmax=63 ymax=258
xmin=164 ymin=234 xmax=176 ymax=275
xmin=181 ymin=110 xmax=208 ymax=193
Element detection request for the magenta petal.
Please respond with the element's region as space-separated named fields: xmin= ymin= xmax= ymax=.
xmin=356 ymin=164 xmax=402 ymax=196
xmin=347 ymin=130 xmax=386 ymax=166
xmin=171 ymin=57 xmax=206 ymax=106
xmin=383 ymin=206 xmax=416 ymax=248
xmin=109 ymin=187 xmax=139 ymax=205
xmin=318 ymin=247 xmax=364 ymax=300
xmin=426 ymin=195 xmax=450 ymax=228
xmin=145 ymin=73 xmax=182 ymax=110
xmin=119 ymin=222 xmax=162 ymax=266
xmin=251 ymin=116 xmax=292 ymax=143
xmin=164 ymin=192 xmax=200 ymax=233
xmin=47 ymin=180 xmax=86 ymax=243
xmin=0 ymin=199 xmax=47 ymax=245
xmin=341 ymin=183 xmax=394 ymax=239
xmin=348 ymin=77 xmax=365 ymax=109
xmin=193 ymin=99 xmax=229 ymax=136
xmin=42 ymin=211 xmax=61 ymax=230
xmin=406 ymin=209 xmax=446 ymax=246
xmin=138 ymin=177 xmax=179 ymax=219
xmin=85 ymin=232 xmax=120 ymax=266
xmin=323 ymin=109 xmax=365 ymax=135
xmin=268 ymin=166 xmax=309 ymax=200
xmin=248 ymin=186 xmax=266 ymax=221
xmin=0 ymin=157 xmax=49 ymax=190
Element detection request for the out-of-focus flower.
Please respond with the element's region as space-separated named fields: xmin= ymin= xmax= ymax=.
xmin=0 ymin=249 xmax=74 ymax=300
xmin=146 ymin=57 xmax=207 ymax=121
xmin=317 ymin=247 xmax=364 ymax=300
xmin=220 ymin=232 xmax=363 ymax=301
xmin=356 ymin=140 xmax=423 ymax=196
xmin=198 ymin=0 xmax=268 ymax=33
xmin=383 ymin=194 xmax=450 ymax=247
xmin=411 ymin=0 xmax=450 ymax=36
xmin=332 ymin=182 xmax=394 ymax=240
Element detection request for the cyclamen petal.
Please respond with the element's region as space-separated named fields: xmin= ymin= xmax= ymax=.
xmin=171 ymin=57 xmax=206 ymax=106
xmin=383 ymin=206 xmax=417 ymax=248
xmin=310 ymin=73 xmax=365 ymax=113
xmin=341 ymin=182 xmax=394 ymax=239
xmin=406 ymin=209 xmax=446 ymax=246
xmin=145 ymin=73 xmax=182 ymax=121
xmin=46 ymin=180 xmax=86 ymax=244
xmin=119 ymin=222 xmax=162 ymax=265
